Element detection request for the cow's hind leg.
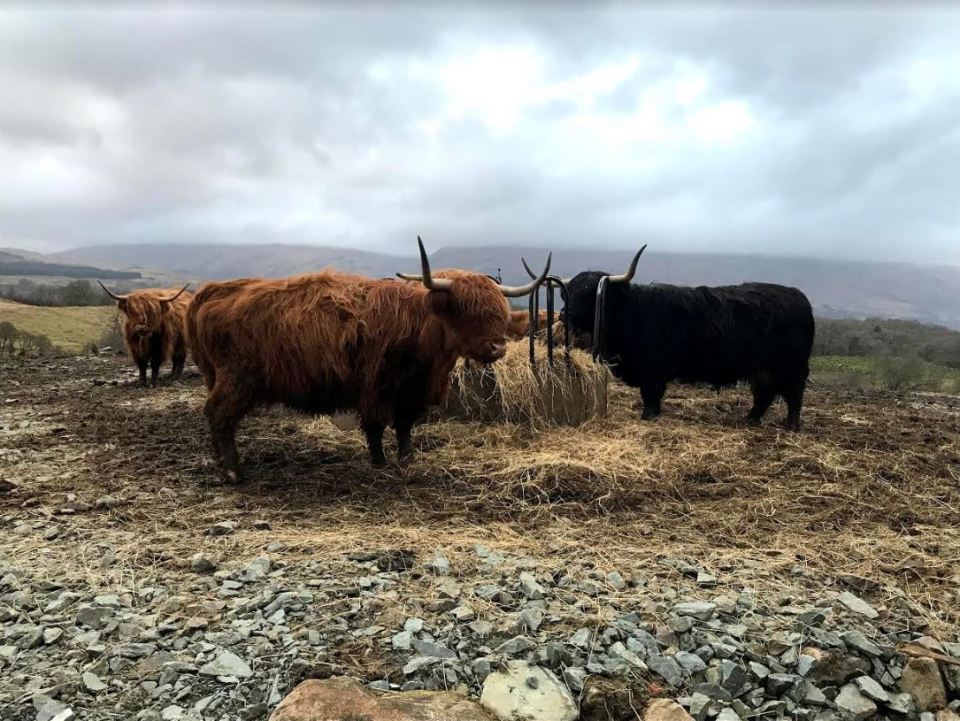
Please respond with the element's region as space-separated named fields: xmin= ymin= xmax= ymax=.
xmin=170 ymin=337 xmax=186 ymax=379
xmin=639 ymin=381 xmax=666 ymax=420
xmin=204 ymin=378 xmax=253 ymax=484
xmin=394 ymin=413 xmax=418 ymax=464
xmin=150 ymin=354 xmax=162 ymax=386
xmin=362 ymin=421 xmax=387 ymax=467
xmin=747 ymin=378 xmax=777 ymax=425
xmin=780 ymin=371 xmax=808 ymax=430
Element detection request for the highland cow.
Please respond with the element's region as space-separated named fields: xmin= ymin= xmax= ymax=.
xmin=186 ymin=238 xmax=550 ymax=481
xmin=99 ymin=283 xmax=192 ymax=386
xmin=562 ymin=248 xmax=815 ymax=428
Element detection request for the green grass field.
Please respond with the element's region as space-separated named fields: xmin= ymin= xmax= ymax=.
xmin=811 ymin=354 xmax=960 ymax=392
xmin=0 ymin=298 xmax=117 ymax=352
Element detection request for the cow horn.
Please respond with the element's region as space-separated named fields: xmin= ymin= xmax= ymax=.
xmin=98 ymin=281 xmax=128 ymax=302
xmin=521 ymin=256 xmax=569 ymax=286
xmin=499 ymin=253 xmax=551 ymax=297
xmin=408 ymin=236 xmax=454 ymax=291
xmin=159 ymin=283 xmax=191 ymax=304
xmin=607 ymin=245 xmax=646 ymax=284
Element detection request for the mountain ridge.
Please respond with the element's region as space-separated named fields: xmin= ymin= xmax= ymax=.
xmin=10 ymin=242 xmax=960 ymax=329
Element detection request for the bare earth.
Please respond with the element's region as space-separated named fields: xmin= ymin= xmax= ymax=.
xmin=1 ymin=353 xmax=958 ymax=720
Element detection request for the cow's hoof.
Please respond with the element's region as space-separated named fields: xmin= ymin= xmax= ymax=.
xmin=223 ymin=469 xmax=243 ymax=485
xmin=640 ymin=410 xmax=661 ymax=421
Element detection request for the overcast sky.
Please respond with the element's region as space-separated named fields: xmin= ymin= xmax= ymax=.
xmin=1 ymin=3 xmax=959 ymax=263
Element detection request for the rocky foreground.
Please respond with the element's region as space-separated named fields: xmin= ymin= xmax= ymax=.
xmin=1 ymin=520 xmax=958 ymax=721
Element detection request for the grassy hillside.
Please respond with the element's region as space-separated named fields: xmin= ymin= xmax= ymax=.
xmin=0 ymin=298 xmax=116 ymax=352
xmin=811 ymin=354 xmax=960 ymax=393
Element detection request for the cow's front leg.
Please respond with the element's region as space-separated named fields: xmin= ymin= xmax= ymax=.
xmin=136 ymin=358 xmax=148 ymax=386
xmin=362 ymin=421 xmax=387 ymax=467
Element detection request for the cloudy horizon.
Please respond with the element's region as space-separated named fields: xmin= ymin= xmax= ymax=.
xmin=1 ymin=3 xmax=959 ymax=263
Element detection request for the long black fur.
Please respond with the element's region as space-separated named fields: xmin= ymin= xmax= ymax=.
xmin=564 ymin=272 xmax=815 ymax=427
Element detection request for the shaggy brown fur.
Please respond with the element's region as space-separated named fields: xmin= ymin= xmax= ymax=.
xmin=506 ymin=310 xmax=556 ymax=341
xmin=111 ymin=289 xmax=193 ymax=385
xmin=187 ymin=270 xmax=514 ymax=480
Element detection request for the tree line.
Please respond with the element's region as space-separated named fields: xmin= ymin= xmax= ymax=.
xmin=814 ymin=317 xmax=960 ymax=368
xmin=0 ymin=321 xmax=56 ymax=357
xmin=0 ymin=279 xmax=116 ymax=307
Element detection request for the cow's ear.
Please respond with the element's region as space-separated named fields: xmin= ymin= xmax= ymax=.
xmin=117 ymin=298 xmax=129 ymax=312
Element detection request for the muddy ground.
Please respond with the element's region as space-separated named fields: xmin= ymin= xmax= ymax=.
xmin=1 ymin=353 xmax=958 ymax=720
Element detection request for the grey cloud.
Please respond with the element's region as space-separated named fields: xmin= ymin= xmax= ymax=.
xmin=0 ymin=3 xmax=959 ymax=262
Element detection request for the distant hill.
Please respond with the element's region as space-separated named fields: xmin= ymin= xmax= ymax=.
xmin=0 ymin=259 xmax=141 ymax=280
xmin=35 ymin=242 xmax=960 ymax=330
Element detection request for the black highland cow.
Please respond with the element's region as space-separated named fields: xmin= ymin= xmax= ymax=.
xmin=563 ymin=249 xmax=815 ymax=428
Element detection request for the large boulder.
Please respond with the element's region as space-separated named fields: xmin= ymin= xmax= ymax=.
xmin=269 ymin=677 xmax=495 ymax=721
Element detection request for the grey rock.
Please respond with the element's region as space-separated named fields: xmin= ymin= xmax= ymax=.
xmin=42 ymin=627 xmax=63 ymax=645
xmin=474 ymin=584 xmax=503 ymax=601
xmin=426 ymin=552 xmax=450 ymax=575
xmin=803 ymin=681 xmax=829 ymax=706
xmin=836 ymin=683 xmax=877 ymax=721
xmin=468 ymin=620 xmax=494 ymax=637
xmin=697 ymin=572 xmax=718 ymax=587
xmin=368 ymin=680 xmax=391 ymax=691
xmin=837 ymin=592 xmax=879 ymax=620
xmin=766 ymin=673 xmax=800 ymax=697
xmin=885 ymin=692 xmax=914 ymax=715
xmin=82 ymin=671 xmax=107 ymax=693
xmin=563 ymin=667 xmax=587 ymax=692
xmin=207 ymin=521 xmax=236 ymax=536
xmin=648 ymin=655 xmax=684 ymax=687
xmin=33 ymin=694 xmax=69 ymax=721
xmin=413 ymin=640 xmax=456 ymax=659
xmin=453 ymin=605 xmax=476 ymax=622
xmin=241 ymin=556 xmax=271 ymax=582
xmin=480 ymin=660 xmax=577 ymax=721
xmin=855 ymin=674 xmax=889 ymax=703
xmin=404 ymin=618 xmax=424 ymax=633
xmin=716 ymin=709 xmax=741 ymax=721
xmin=519 ymin=572 xmax=546 ymax=600
xmin=842 ymin=630 xmax=883 ymax=657
xmin=569 ymin=628 xmax=592 ymax=650
xmin=75 ymin=605 xmax=112 ymax=628
xmin=403 ymin=656 xmax=439 ymax=675
xmin=608 ymin=641 xmax=648 ymax=670
xmin=675 ymin=651 xmax=707 ymax=673
xmin=391 ymin=630 xmax=413 ymax=650
xmin=673 ymin=601 xmax=717 ymax=620
xmin=750 ymin=661 xmax=771 ymax=680
xmin=497 ymin=636 xmax=535 ymax=655
xmin=606 ymin=571 xmax=626 ymax=590
xmin=519 ymin=607 xmax=543 ymax=633
xmin=198 ymin=650 xmax=252 ymax=679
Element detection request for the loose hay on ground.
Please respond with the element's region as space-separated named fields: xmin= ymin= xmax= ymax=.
xmin=2 ymin=355 xmax=960 ymax=631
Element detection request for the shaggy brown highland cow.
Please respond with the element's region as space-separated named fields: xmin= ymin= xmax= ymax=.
xmin=187 ymin=238 xmax=549 ymax=481
xmin=99 ymin=283 xmax=192 ymax=385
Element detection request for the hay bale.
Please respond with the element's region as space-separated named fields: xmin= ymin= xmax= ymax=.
xmin=440 ymin=340 xmax=609 ymax=426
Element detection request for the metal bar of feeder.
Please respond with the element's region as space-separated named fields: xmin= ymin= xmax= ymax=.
xmin=546 ymin=279 xmax=555 ymax=367
xmin=592 ymin=276 xmax=609 ymax=361
xmin=528 ymin=290 xmax=536 ymax=366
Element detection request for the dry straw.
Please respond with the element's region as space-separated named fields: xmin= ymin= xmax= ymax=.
xmin=442 ymin=340 xmax=610 ymax=427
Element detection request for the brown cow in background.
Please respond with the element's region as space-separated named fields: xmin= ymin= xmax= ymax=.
xmin=99 ymin=283 xmax=192 ymax=386
xmin=506 ymin=309 xmax=552 ymax=341
xmin=186 ymin=238 xmax=550 ymax=481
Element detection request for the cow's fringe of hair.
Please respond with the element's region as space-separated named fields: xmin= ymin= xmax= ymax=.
xmin=118 ymin=289 xmax=193 ymax=364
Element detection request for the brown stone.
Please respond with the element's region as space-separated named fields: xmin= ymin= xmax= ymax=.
xmin=269 ymin=677 xmax=495 ymax=721
xmin=935 ymin=710 xmax=960 ymax=721
xmin=645 ymin=699 xmax=695 ymax=721
xmin=899 ymin=657 xmax=947 ymax=712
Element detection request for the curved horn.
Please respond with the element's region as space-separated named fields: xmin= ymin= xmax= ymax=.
xmin=499 ymin=253 xmax=552 ymax=297
xmin=159 ymin=283 xmax=191 ymax=304
xmin=414 ymin=236 xmax=453 ymax=291
xmin=395 ymin=272 xmax=422 ymax=281
xmin=98 ymin=281 xmax=128 ymax=303
xmin=607 ymin=245 xmax=646 ymax=284
xmin=522 ymin=256 xmax=570 ymax=285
